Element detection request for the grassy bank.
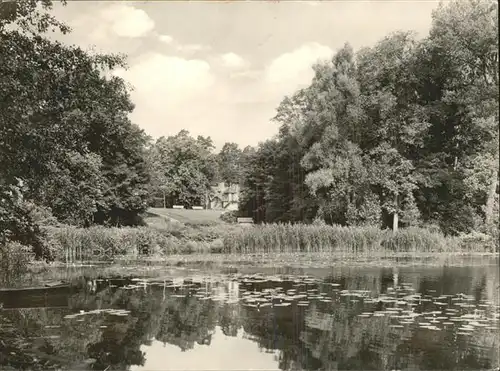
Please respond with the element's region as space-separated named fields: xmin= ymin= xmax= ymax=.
xmin=148 ymin=207 xmax=225 ymax=225
xmin=44 ymin=222 xmax=497 ymax=263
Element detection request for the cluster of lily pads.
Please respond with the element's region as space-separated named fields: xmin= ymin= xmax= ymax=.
xmin=63 ymin=308 xmax=131 ymax=320
xmin=74 ymin=273 xmax=500 ymax=338
xmin=354 ymin=286 xmax=499 ymax=335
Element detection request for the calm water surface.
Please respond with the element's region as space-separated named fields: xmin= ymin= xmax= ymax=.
xmin=1 ymin=258 xmax=499 ymax=370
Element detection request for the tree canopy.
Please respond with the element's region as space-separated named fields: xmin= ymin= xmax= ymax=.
xmin=1 ymin=0 xmax=152 ymax=257
xmin=147 ymin=131 xmax=219 ymax=208
xmin=238 ymin=0 xmax=498 ymax=235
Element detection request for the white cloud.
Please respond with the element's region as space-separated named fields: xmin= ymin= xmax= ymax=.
xmin=114 ymin=53 xmax=214 ymax=105
xmin=176 ymin=43 xmax=209 ymax=53
xmin=101 ymin=4 xmax=155 ymax=38
xmin=113 ymin=53 xmax=215 ymax=138
xmin=221 ymin=52 xmax=248 ymax=69
xmin=266 ymin=42 xmax=332 ymax=84
xmin=158 ymin=36 xmax=209 ymax=54
xmin=64 ymin=3 xmax=155 ymax=52
xmin=158 ymin=34 xmax=174 ymax=44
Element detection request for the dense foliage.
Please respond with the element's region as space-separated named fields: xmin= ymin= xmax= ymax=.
xmin=238 ymin=0 xmax=499 ymax=236
xmin=147 ymin=133 xmax=247 ymax=209
xmin=1 ymin=0 xmax=152 ymax=258
xmin=147 ymin=131 xmax=219 ymax=208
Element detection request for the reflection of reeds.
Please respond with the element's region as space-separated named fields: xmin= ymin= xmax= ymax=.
xmin=222 ymin=224 xmax=460 ymax=255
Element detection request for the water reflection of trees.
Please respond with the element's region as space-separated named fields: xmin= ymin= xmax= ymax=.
xmin=1 ymin=266 xmax=498 ymax=371
xmin=299 ymin=300 xmax=499 ymax=371
xmin=238 ymin=302 xmax=320 ymax=370
xmin=155 ymin=295 xmax=217 ymax=351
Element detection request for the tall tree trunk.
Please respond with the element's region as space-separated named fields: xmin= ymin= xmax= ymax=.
xmin=485 ymin=166 xmax=498 ymax=226
xmin=162 ymin=190 xmax=166 ymax=209
xmin=393 ymin=194 xmax=399 ymax=233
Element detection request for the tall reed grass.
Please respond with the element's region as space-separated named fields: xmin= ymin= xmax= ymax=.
xmin=41 ymin=222 xmax=497 ymax=264
xmin=45 ymin=225 xmax=226 ymax=263
xmin=221 ymin=223 xmax=492 ymax=255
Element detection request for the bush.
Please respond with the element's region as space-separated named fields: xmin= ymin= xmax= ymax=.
xmin=209 ymin=238 xmax=224 ymax=253
xmin=1 ymin=183 xmax=50 ymax=260
xmin=25 ymin=202 xmax=60 ymax=227
xmin=456 ymin=231 xmax=496 ymax=253
xmin=220 ymin=210 xmax=238 ymax=224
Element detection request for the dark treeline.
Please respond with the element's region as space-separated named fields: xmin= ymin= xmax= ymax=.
xmin=0 ymin=0 xmax=153 ymax=258
xmin=0 ymin=0 xmax=498 ymax=260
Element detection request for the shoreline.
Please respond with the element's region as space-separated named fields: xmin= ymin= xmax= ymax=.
xmin=2 ymin=252 xmax=497 ymax=290
xmin=29 ymin=251 xmax=500 ymax=270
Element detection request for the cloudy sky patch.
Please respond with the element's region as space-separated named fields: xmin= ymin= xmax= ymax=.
xmin=51 ymin=1 xmax=442 ymax=149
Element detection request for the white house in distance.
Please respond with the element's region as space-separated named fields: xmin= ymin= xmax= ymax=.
xmin=207 ymin=182 xmax=240 ymax=211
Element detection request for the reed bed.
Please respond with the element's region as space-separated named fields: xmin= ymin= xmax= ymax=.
xmin=221 ymin=223 xmax=496 ymax=255
xmin=44 ymin=225 xmax=226 ymax=263
xmin=39 ymin=222 xmax=498 ymax=264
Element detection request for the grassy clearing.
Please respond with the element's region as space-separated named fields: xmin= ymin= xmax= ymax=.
xmin=148 ymin=207 xmax=225 ymax=225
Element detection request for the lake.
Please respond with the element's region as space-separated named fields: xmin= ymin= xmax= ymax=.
xmin=1 ymin=257 xmax=499 ymax=370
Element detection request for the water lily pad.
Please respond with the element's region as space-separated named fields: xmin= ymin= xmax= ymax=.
xmin=458 ymin=326 xmax=474 ymax=331
xmin=390 ymin=325 xmax=404 ymax=329
xmin=274 ymin=302 xmax=291 ymax=307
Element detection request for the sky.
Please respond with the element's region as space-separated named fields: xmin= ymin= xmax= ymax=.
xmin=130 ymin=327 xmax=281 ymax=371
xmin=50 ymin=0 xmax=445 ymax=150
